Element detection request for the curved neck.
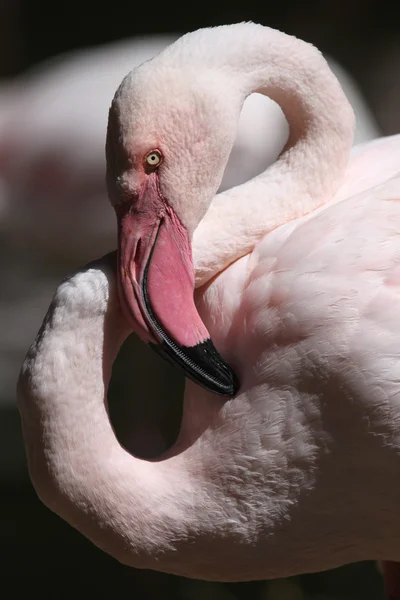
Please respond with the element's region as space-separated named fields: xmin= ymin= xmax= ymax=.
xmin=17 ymin=262 xmax=193 ymax=568
xmin=192 ymin=26 xmax=355 ymax=286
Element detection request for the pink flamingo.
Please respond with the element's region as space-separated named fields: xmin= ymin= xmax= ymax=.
xmin=0 ymin=33 xmax=378 ymax=262
xmin=18 ymin=23 xmax=400 ymax=598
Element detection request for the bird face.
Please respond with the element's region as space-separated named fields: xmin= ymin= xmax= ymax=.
xmin=105 ymin=61 xmax=239 ymax=396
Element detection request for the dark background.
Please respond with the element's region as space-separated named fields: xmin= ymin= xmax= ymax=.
xmin=2 ymin=0 xmax=400 ymax=134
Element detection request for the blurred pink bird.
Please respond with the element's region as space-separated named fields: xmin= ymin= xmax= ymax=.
xmin=18 ymin=23 xmax=400 ymax=598
xmin=0 ymin=33 xmax=379 ymax=263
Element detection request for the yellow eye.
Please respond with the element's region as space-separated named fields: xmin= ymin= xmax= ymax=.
xmin=144 ymin=150 xmax=162 ymax=170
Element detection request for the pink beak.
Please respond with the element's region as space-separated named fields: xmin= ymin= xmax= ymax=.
xmin=116 ymin=174 xmax=238 ymax=396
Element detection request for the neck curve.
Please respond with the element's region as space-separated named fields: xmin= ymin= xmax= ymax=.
xmin=191 ymin=24 xmax=355 ymax=286
xmin=17 ymin=254 xmax=201 ymax=570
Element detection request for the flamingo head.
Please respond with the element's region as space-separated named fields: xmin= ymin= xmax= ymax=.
xmin=106 ymin=56 xmax=240 ymax=396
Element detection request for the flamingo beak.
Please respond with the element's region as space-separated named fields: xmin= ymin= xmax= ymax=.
xmin=116 ymin=175 xmax=238 ymax=397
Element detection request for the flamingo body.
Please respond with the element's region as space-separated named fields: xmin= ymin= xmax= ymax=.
xmin=17 ymin=23 xmax=400 ymax=595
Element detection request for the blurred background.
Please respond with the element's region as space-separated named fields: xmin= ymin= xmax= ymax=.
xmin=0 ymin=0 xmax=398 ymax=597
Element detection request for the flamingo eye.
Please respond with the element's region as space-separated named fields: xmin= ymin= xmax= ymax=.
xmin=144 ymin=150 xmax=162 ymax=170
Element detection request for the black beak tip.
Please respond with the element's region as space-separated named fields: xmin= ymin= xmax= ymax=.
xmin=209 ymin=360 xmax=239 ymax=397
xmin=149 ymin=337 xmax=239 ymax=397
xmin=142 ymin=249 xmax=239 ymax=397
xmin=216 ymin=377 xmax=239 ymax=397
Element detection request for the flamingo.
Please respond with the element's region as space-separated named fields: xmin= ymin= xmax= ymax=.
xmin=1 ymin=32 xmax=382 ymax=455
xmin=0 ymin=33 xmax=379 ymax=263
xmin=17 ymin=23 xmax=400 ymax=598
